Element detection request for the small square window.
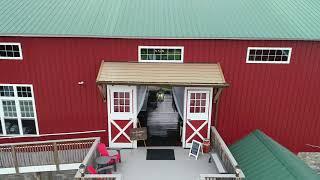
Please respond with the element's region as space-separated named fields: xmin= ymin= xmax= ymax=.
xmin=2 ymin=100 xmax=17 ymax=117
xmin=125 ymin=106 xmax=130 ymax=112
xmin=22 ymin=119 xmax=37 ymax=135
xmin=19 ymin=100 xmax=34 ymax=117
xmin=0 ymin=86 xmax=14 ymax=97
xmin=141 ymin=49 xmax=147 ymax=54
xmin=114 ymin=106 xmax=119 ymax=112
xmin=5 ymin=119 xmax=20 ymax=134
xmin=17 ymin=86 xmax=32 ymax=97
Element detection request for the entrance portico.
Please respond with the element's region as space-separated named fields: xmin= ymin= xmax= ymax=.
xmin=96 ymin=62 xmax=228 ymax=148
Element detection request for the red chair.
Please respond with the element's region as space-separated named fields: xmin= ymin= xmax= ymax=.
xmin=98 ymin=143 xmax=121 ymax=163
xmin=87 ymin=165 xmax=113 ymax=174
xmin=87 ymin=165 xmax=98 ymax=174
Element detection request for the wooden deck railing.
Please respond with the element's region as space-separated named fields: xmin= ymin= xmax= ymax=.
xmin=74 ymin=138 xmax=121 ymax=180
xmin=0 ymin=137 xmax=98 ymax=174
xmin=200 ymin=127 xmax=245 ymax=180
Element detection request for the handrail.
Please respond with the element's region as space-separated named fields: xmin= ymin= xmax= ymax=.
xmin=0 ymin=137 xmax=98 ymax=146
xmin=75 ymin=174 xmax=122 ymax=179
xmin=0 ymin=137 xmax=98 ymax=174
xmin=199 ymin=126 xmax=245 ymax=179
xmin=0 ymin=130 xmax=106 ymax=139
xmin=211 ymin=127 xmax=239 ymax=169
xmin=200 ymin=174 xmax=238 ymax=178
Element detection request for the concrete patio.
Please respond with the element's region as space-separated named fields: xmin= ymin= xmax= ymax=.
xmin=116 ymin=146 xmax=218 ymax=180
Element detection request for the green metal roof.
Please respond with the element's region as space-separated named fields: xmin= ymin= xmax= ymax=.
xmin=229 ymin=130 xmax=320 ymax=180
xmin=0 ymin=0 xmax=320 ymax=40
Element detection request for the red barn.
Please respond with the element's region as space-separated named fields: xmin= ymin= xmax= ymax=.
xmin=0 ymin=0 xmax=319 ymax=154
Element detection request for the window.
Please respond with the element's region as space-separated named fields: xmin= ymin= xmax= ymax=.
xmin=0 ymin=84 xmax=38 ymax=136
xmin=189 ymin=93 xmax=207 ymax=113
xmin=0 ymin=43 xmax=23 ymax=60
xmin=138 ymin=46 xmax=184 ymax=62
xmin=113 ymin=92 xmax=131 ymax=113
xmin=246 ymin=47 xmax=292 ymax=64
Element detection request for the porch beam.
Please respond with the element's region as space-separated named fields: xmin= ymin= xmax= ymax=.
xmin=213 ymin=88 xmax=224 ymax=128
xmin=97 ymin=84 xmax=107 ymax=102
xmin=213 ymin=88 xmax=223 ymax=103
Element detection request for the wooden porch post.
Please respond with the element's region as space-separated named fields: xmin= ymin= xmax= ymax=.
xmin=98 ymin=84 xmax=107 ymax=102
xmin=11 ymin=145 xmax=19 ymax=173
xmin=53 ymin=142 xmax=60 ymax=171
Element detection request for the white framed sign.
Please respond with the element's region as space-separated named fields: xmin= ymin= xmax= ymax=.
xmin=188 ymin=140 xmax=203 ymax=160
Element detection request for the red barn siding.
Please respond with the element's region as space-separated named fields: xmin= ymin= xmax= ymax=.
xmin=0 ymin=37 xmax=319 ymax=153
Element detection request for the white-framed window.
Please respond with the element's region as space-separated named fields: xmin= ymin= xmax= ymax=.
xmin=138 ymin=46 xmax=184 ymax=63
xmin=0 ymin=43 xmax=23 ymax=60
xmin=0 ymin=84 xmax=39 ymax=136
xmin=246 ymin=47 xmax=292 ymax=64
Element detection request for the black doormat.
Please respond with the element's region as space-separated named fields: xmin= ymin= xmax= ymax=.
xmin=146 ymin=149 xmax=175 ymax=160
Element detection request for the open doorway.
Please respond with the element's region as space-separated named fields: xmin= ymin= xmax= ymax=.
xmin=138 ymin=86 xmax=182 ymax=146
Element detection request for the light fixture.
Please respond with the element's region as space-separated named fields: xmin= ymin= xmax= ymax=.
xmin=235 ymin=165 xmax=241 ymax=177
xmin=78 ymin=81 xmax=85 ymax=85
xmin=79 ymin=164 xmax=86 ymax=177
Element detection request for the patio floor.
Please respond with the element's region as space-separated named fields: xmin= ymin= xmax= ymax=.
xmin=116 ymin=146 xmax=218 ymax=180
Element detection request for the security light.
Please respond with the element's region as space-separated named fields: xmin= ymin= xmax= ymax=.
xmin=78 ymin=164 xmax=86 ymax=177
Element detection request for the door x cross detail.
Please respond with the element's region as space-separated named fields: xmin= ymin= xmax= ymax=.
xmin=111 ymin=120 xmax=133 ymax=143
xmin=186 ymin=120 xmax=208 ymax=143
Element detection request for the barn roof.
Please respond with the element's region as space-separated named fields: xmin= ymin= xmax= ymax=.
xmin=0 ymin=0 xmax=320 ymax=40
xmin=229 ymin=130 xmax=320 ymax=180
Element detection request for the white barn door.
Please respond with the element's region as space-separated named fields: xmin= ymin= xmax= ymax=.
xmin=183 ymin=87 xmax=213 ymax=148
xmin=107 ymin=85 xmax=137 ymax=148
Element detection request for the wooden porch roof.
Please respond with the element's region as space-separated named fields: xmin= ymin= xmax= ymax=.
xmin=96 ymin=62 xmax=228 ymax=87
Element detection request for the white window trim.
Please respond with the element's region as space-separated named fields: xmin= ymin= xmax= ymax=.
xmin=0 ymin=42 xmax=23 ymax=60
xmin=138 ymin=46 xmax=184 ymax=63
xmin=0 ymin=84 xmax=39 ymax=136
xmin=246 ymin=47 xmax=292 ymax=64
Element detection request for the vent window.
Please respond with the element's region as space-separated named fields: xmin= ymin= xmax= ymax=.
xmin=139 ymin=46 xmax=184 ymax=62
xmin=246 ymin=47 xmax=291 ymax=64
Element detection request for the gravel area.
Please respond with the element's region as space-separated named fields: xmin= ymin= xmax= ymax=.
xmin=298 ymin=152 xmax=320 ymax=175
